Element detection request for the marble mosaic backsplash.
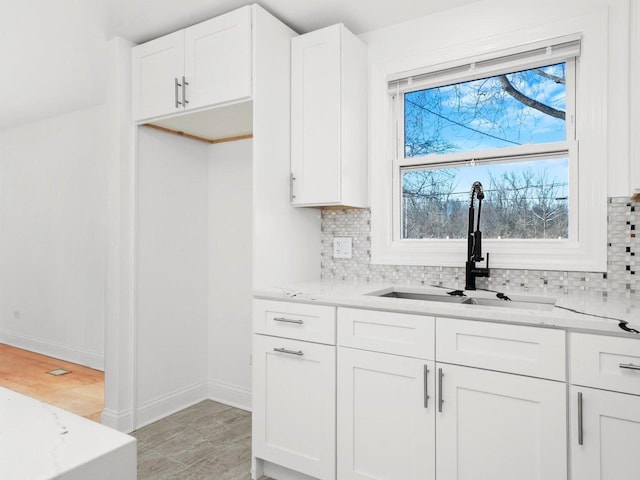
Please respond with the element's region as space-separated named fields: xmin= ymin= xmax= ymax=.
xmin=321 ymin=197 xmax=639 ymax=298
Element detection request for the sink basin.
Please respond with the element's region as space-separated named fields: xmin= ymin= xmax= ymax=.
xmin=367 ymin=287 xmax=556 ymax=311
xmin=377 ymin=291 xmax=468 ymax=304
xmin=460 ymin=296 xmax=555 ymax=311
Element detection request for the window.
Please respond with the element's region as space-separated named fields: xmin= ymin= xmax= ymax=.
xmin=370 ymin=25 xmax=608 ymax=271
xmin=400 ymin=61 xmax=572 ymax=240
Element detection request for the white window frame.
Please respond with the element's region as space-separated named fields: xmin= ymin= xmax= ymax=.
xmin=370 ymin=15 xmax=608 ymax=272
xmin=394 ymin=56 xmax=577 ymax=242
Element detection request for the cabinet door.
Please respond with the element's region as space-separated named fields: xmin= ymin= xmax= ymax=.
xmin=291 ymin=24 xmax=342 ymax=205
xmin=571 ymin=386 xmax=640 ymax=480
xmin=252 ymin=335 xmax=335 ymax=480
xmin=436 ymin=364 xmax=567 ymax=480
xmin=337 ymin=348 xmax=435 ymax=480
xmin=184 ymin=6 xmax=252 ymax=111
xmin=132 ymin=30 xmax=185 ymax=120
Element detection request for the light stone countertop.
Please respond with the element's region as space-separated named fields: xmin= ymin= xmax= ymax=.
xmin=255 ymin=280 xmax=640 ymax=338
xmin=0 ymin=386 xmax=136 ymax=480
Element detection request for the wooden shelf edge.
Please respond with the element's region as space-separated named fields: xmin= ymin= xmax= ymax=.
xmin=143 ymin=124 xmax=253 ymax=145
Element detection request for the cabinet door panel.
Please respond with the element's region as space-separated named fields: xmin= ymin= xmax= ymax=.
xmin=132 ymin=30 xmax=185 ymax=120
xmin=337 ymin=348 xmax=435 ymax=480
xmin=291 ymin=25 xmax=342 ymax=205
xmin=436 ymin=364 xmax=567 ymax=480
xmin=184 ymin=6 xmax=252 ymax=110
xmin=253 ymin=335 xmax=335 ymax=480
xmin=571 ymin=333 xmax=640 ymax=395
xmin=571 ymin=386 xmax=640 ymax=480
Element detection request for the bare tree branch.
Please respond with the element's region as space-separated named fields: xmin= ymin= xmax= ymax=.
xmin=533 ymin=68 xmax=566 ymax=84
xmin=498 ymin=75 xmax=566 ymax=120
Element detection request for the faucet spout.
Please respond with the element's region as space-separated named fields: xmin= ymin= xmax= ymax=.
xmin=465 ymin=181 xmax=490 ymax=290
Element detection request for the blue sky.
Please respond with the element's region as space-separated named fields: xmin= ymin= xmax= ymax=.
xmin=404 ymin=63 xmax=567 ymax=155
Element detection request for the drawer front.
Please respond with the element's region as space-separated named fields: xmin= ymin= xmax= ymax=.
xmin=571 ymin=333 xmax=640 ymax=395
xmin=436 ymin=318 xmax=566 ymax=381
xmin=337 ymin=308 xmax=435 ymax=360
xmin=253 ymin=299 xmax=336 ymax=345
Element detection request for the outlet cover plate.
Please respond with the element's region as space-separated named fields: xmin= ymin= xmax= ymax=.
xmin=333 ymin=237 xmax=353 ymax=259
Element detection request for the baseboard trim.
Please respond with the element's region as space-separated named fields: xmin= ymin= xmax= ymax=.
xmin=0 ymin=330 xmax=104 ymax=370
xmin=135 ymin=381 xmax=209 ymax=429
xmin=208 ymin=379 xmax=252 ymax=412
xmin=101 ymin=408 xmax=134 ymax=433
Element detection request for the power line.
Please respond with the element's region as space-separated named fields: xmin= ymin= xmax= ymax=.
xmin=405 ymin=98 xmax=521 ymax=147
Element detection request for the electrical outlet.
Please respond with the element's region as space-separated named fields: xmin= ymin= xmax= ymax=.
xmin=333 ymin=237 xmax=353 ymax=259
xmin=13 ymin=311 xmax=20 ymax=320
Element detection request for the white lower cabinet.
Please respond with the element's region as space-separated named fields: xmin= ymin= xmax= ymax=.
xmin=436 ymin=364 xmax=567 ymax=480
xmin=570 ymin=386 xmax=640 ymax=480
xmin=337 ymin=347 xmax=435 ymax=480
xmin=252 ymin=334 xmax=336 ymax=480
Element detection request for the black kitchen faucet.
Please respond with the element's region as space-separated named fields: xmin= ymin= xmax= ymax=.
xmin=465 ymin=181 xmax=490 ymax=290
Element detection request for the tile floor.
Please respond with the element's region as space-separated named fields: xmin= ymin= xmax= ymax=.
xmin=132 ymin=400 xmax=270 ymax=480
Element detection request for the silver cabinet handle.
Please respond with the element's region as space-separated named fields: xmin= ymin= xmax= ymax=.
xmin=175 ymin=78 xmax=182 ymax=108
xmin=438 ymin=368 xmax=444 ymax=413
xmin=182 ymin=76 xmax=189 ymax=105
xmin=273 ymin=317 xmax=304 ymax=325
xmin=273 ymin=347 xmax=304 ymax=356
xmin=577 ymin=391 xmax=584 ymax=445
xmin=290 ymin=173 xmax=296 ymax=201
xmin=619 ymin=363 xmax=640 ymax=371
xmin=423 ymin=365 xmax=430 ymax=409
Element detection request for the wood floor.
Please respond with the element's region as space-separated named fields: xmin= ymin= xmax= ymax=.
xmin=0 ymin=343 xmax=104 ymax=421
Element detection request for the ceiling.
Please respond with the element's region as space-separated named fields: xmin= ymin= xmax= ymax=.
xmin=0 ymin=0 xmax=480 ymax=131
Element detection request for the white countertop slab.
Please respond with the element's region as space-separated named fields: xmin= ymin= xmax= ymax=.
xmin=0 ymin=387 xmax=136 ymax=480
xmin=255 ymin=280 xmax=640 ymax=338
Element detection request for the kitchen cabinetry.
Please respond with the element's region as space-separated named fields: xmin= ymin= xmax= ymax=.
xmin=337 ymin=308 xmax=436 ymax=480
xmin=290 ymin=24 xmax=367 ymax=208
xmin=337 ymin=348 xmax=435 ymax=480
xmin=252 ymin=300 xmax=336 ymax=480
xmin=436 ymin=364 xmax=566 ymax=480
xmin=436 ymin=319 xmax=567 ymax=479
xmin=570 ymin=333 xmax=640 ymax=480
xmin=337 ymin=312 xmax=566 ymax=480
xmin=132 ymin=6 xmax=251 ymax=121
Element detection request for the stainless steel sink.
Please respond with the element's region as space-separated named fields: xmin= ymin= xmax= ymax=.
xmin=459 ymin=296 xmax=555 ymax=311
xmin=377 ymin=291 xmax=469 ymax=304
xmin=367 ymin=287 xmax=556 ymax=311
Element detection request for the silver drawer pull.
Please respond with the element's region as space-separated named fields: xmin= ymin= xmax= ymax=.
xmin=438 ymin=368 xmax=444 ymax=413
xmin=273 ymin=317 xmax=304 ymax=325
xmin=423 ymin=365 xmax=430 ymax=409
xmin=273 ymin=348 xmax=304 ymax=356
xmin=174 ymin=77 xmax=182 ymax=107
xmin=577 ymin=392 xmax=584 ymax=446
xmin=619 ymin=363 xmax=640 ymax=371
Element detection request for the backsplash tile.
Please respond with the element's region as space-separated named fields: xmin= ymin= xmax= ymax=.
xmin=321 ymin=197 xmax=640 ymax=299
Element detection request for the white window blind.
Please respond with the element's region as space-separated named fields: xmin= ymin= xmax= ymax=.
xmin=388 ymin=34 xmax=581 ymax=94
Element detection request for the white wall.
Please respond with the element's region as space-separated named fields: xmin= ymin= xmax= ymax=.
xmin=135 ymin=126 xmax=209 ymax=426
xmin=0 ymin=105 xmax=108 ymax=369
xmin=208 ymin=139 xmax=253 ymax=410
xmin=360 ymin=0 xmax=631 ymax=197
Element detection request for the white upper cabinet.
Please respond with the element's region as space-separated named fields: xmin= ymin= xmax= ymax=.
xmin=132 ymin=31 xmax=185 ymax=121
xmin=291 ymin=24 xmax=368 ymax=208
xmin=184 ymin=7 xmax=252 ymax=110
xmin=132 ymin=6 xmax=252 ymax=122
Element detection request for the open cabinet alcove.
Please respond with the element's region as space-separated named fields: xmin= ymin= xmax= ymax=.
xmin=104 ymin=5 xmax=321 ymax=432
